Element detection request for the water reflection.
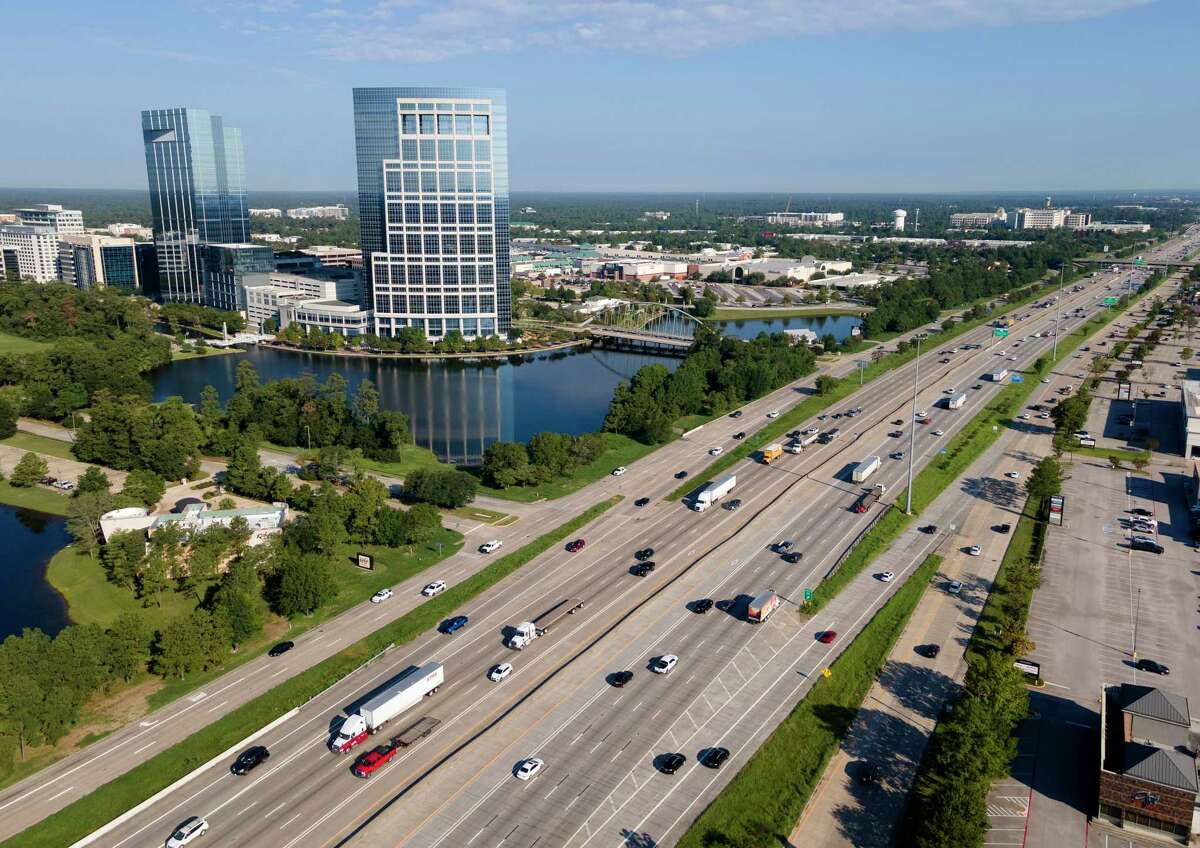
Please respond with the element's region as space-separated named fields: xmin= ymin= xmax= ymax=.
xmin=0 ymin=505 xmax=71 ymax=639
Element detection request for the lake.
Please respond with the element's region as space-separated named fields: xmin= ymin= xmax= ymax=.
xmin=151 ymin=313 xmax=860 ymax=465
xmin=0 ymin=504 xmax=72 ymax=640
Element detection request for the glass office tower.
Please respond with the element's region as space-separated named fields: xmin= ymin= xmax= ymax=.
xmin=141 ymin=108 xmax=249 ymax=303
xmin=352 ymin=87 xmax=511 ymax=338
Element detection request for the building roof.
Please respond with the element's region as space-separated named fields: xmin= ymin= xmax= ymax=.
xmin=1119 ymin=683 xmax=1191 ymax=727
xmin=1122 ymin=742 xmax=1198 ymax=793
xmin=1184 ymin=381 xmax=1200 ymax=421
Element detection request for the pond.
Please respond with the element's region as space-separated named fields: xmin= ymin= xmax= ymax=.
xmin=0 ymin=504 xmax=71 ymax=640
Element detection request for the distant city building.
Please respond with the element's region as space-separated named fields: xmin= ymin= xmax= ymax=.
xmin=591 ymin=260 xmax=689 ymax=282
xmin=15 ymin=204 xmax=84 ymax=235
xmin=58 ymin=234 xmax=138 ymax=289
xmin=106 ymin=222 xmax=154 ymax=239
xmin=141 ymin=107 xmax=249 ymax=302
xmin=806 ymin=272 xmax=884 ymax=291
xmin=352 ymin=86 xmax=511 ymax=338
xmin=765 ymin=211 xmax=845 ymax=227
xmin=950 ymin=208 xmax=1008 ymax=228
xmin=300 ymin=245 xmax=361 ymax=267
xmin=198 ymin=243 xmax=274 ymax=313
xmin=643 ymin=210 xmax=671 ymax=220
xmin=1012 ymin=207 xmax=1070 ymax=230
xmin=250 ymin=233 xmax=301 ymax=244
xmin=519 ymin=206 xmax=537 ymax=214
xmin=1064 ymin=212 xmax=1092 ymax=229
xmin=0 ymin=224 xmax=59 ymax=282
xmin=249 ymin=208 xmax=283 ymax=218
xmin=286 ymin=204 xmax=350 ymax=220
xmin=0 ymin=213 xmax=16 ymax=224
xmin=1086 ymin=222 xmax=1152 ymax=234
xmin=892 ymin=209 xmax=907 ymax=231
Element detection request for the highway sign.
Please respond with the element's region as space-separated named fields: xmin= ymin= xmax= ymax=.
xmin=1133 ymin=258 xmax=1147 ymax=266
xmin=992 ymin=327 xmax=1009 ymax=338
xmin=1104 ymin=296 xmax=1118 ymax=306
xmin=803 ymin=588 xmax=813 ymax=602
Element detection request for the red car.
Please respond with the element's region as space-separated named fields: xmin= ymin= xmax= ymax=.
xmin=352 ymin=743 xmax=399 ymax=777
xmin=817 ymin=631 xmax=838 ymax=644
xmin=566 ymin=539 xmax=586 ymax=553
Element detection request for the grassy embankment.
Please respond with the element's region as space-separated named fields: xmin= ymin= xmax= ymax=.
xmin=675 ymin=554 xmax=942 ymax=848
xmin=0 ymin=332 xmax=51 ymax=355
xmin=3 ymin=496 xmax=620 ymax=848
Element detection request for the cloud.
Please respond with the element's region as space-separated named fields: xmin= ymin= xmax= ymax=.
xmin=279 ymin=0 xmax=1152 ymax=62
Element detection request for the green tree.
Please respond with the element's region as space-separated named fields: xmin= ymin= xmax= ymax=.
xmin=107 ymin=612 xmax=151 ymax=682
xmin=405 ymin=503 xmax=442 ymax=549
xmin=815 ymin=374 xmax=839 ymax=395
xmin=1025 ymin=455 xmax=1063 ymax=503
xmin=273 ymin=553 xmax=337 ymax=616
xmin=9 ymin=452 xmax=48 ymax=487
xmin=122 ymin=468 xmax=166 ymax=508
xmin=102 ymin=530 xmax=146 ymax=591
xmin=66 ymin=490 xmax=115 ymax=557
xmin=75 ymin=466 xmax=111 ymax=497
xmin=0 ymin=396 xmax=17 ymax=439
xmin=480 ymin=441 xmax=533 ymax=487
xmin=374 ymin=507 xmax=411 ymax=547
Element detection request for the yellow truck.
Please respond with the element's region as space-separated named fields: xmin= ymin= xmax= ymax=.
xmin=761 ymin=444 xmax=784 ymax=465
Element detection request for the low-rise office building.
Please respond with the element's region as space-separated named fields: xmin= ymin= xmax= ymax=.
xmin=99 ymin=502 xmax=288 ymax=548
xmin=1183 ymin=380 xmax=1200 ymax=459
xmin=766 ymin=211 xmax=845 ymax=227
xmin=287 ymin=204 xmax=350 ymax=220
xmin=15 ymin=203 xmax=83 ymax=235
xmin=301 ymin=245 xmax=361 ymax=267
xmin=279 ymin=299 xmax=372 ymax=337
xmin=58 ymin=234 xmax=138 ymax=289
xmin=244 ymin=272 xmax=365 ymax=332
xmin=950 ymin=208 xmax=1007 ymax=228
xmin=1097 ymin=683 xmax=1198 ymax=844
xmin=249 ymin=208 xmax=282 ymax=218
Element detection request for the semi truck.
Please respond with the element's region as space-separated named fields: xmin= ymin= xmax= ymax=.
xmin=851 ymin=456 xmax=881 ymax=483
xmin=947 ymin=393 xmax=967 ymax=410
xmin=693 ymin=474 xmax=736 ymax=512
xmin=506 ymin=598 xmax=587 ymax=649
xmin=990 ymin=368 xmax=1009 ymax=382
xmin=761 ymin=444 xmax=784 ymax=465
xmin=329 ymin=661 xmax=444 ymax=753
xmin=852 ymin=483 xmax=886 ymax=514
xmin=747 ymin=591 xmax=780 ymax=623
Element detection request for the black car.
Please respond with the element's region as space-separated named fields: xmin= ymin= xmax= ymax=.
xmin=1130 ymin=507 xmax=1153 ymax=517
xmin=268 ymin=641 xmax=294 ymax=657
xmin=891 ymin=419 xmax=903 ymax=426
xmin=920 ymin=524 xmax=938 ymax=534
xmin=692 ymin=598 xmax=714 ymax=614
xmin=724 ymin=498 xmax=742 ymax=511
xmin=659 ymin=752 xmax=687 ymax=774
xmin=610 ymin=670 xmax=634 ymax=687
xmin=674 ymin=470 xmax=689 ymax=480
xmin=920 ymin=644 xmax=941 ymax=659
xmin=1131 ymin=538 xmax=1164 ymax=554
xmin=699 ymin=747 xmax=730 ymax=769
xmin=773 ymin=540 xmax=793 ymax=553
xmin=634 ymin=497 xmax=651 ymax=507
xmin=857 ymin=761 xmax=881 ymax=785
xmin=231 ymin=745 xmax=270 ymax=775
xmin=782 ymin=551 xmax=803 ymax=563
xmin=995 ymin=523 xmax=1011 ymax=534
xmin=631 ymin=561 xmax=656 ymax=577
xmin=732 ymin=431 xmax=746 ymax=440
xmin=730 ymin=410 xmax=743 ymax=419
xmin=635 ymin=548 xmax=655 ymax=561
xmin=1137 ymin=658 xmax=1170 ymax=675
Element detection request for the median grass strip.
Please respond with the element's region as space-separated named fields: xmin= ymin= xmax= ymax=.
xmin=802 ymin=276 xmax=1162 ymax=614
xmin=2 ymin=495 xmax=621 ymax=848
xmin=676 ymin=553 xmax=942 ymax=848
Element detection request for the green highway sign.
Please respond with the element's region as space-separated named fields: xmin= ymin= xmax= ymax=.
xmin=1133 ymin=258 xmax=1147 ymax=266
xmin=803 ymin=588 xmax=813 ymax=601
xmin=992 ymin=327 xmax=1009 ymax=338
xmin=1104 ymin=296 xmax=1118 ymax=306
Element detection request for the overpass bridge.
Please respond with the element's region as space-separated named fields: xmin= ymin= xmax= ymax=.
xmin=1073 ymin=257 xmax=1196 ymax=271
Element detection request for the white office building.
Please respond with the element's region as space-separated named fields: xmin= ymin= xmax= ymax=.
xmin=286 ymin=204 xmax=350 ymax=220
xmin=249 ymin=208 xmax=283 ymax=218
xmin=0 ymin=224 xmax=60 ymax=282
xmin=1012 ymin=208 xmax=1070 ymax=230
xmin=279 ymin=300 xmax=373 ymax=336
xmin=950 ymin=208 xmax=1007 ymax=228
xmin=15 ymin=204 xmax=84 ymax=235
xmin=244 ymin=272 xmax=365 ymax=331
xmin=766 ymin=211 xmax=845 ymax=227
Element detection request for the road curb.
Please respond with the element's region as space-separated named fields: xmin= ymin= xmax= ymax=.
xmin=68 ymin=707 xmax=300 ymax=848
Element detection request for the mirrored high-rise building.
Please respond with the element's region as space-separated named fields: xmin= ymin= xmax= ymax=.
xmin=352 ymin=87 xmax=511 ymax=338
xmin=141 ymin=107 xmax=248 ymax=302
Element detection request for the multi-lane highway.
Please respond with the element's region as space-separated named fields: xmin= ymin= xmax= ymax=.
xmin=72 ymin=257 xmax=1153 ymax=848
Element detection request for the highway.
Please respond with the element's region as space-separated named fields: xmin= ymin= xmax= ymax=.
xmin=73 ymin=257 xmax=1150 ymax=848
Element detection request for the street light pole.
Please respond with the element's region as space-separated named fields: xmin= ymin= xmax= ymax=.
xmin=1052 ymin=266 xmax=1065 ymax=360
xmin=1132 ymin=586 xmax=1141 ymax=660
xmin=905 ymin=334 xmax=926 ymax=514
xmin=856 ymin=359 xmax=868 ymax=386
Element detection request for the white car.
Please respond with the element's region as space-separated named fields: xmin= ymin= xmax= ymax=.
xmin=611 ymin=467 xmax=627 ymax=476
xmin=766 ymin=411 xmax=779 ymax=418
xmin=1018 ymin=413 xmax=1030 ymax=420
xmin=943 ymin=387 xmax=956 ymax=394
xmin=915 ymin=410 xmax=928 ymax=420
xmin=709 ymin=446 xmax=724 ymax=456
xmin=803 ymin=427 xmax=819 ymax=436
xmin=515 ymin=757 xmax=544 ymax=780
xmin=370 ymin=588 xmax=393 ymax=604
xmin=967 ymin=545 xmax=982 ymax=556
xmin=997 ymin=349 xmax=1007 ymax=355
xmin=1006 ymin=471 xmax=1021 ymax=479
xmin=1007 ymin=356 xmax=1017 ymax=362
xmin=932 ymin=429 xmax=945 ymax=436
xmin=165 ymin=817 xmax=208 ymax=847
xmin=1041 ymin=378 xmax=1051 ymax=384
xmin=489 ymin=662 xmax=513 ymax=682
xmin=479 ymin=540 xmax=503 ymax=554
xmin=878 ymin=571 xmax=895 ymax=583
xmin=651 ymin=654 xmax=678 ymax=675
xmin=422 ymin=580 xmax=447 ymax=597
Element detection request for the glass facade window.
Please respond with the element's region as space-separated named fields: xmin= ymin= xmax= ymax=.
xmin=353 ymin=87 xmax=510 ymax=338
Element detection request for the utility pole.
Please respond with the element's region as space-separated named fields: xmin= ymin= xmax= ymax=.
xmin=855 ymin=359 xmax=868 ymax=386
xmin=1052 ymin=266 xmax=1065 ymax=360
xmin=905 ymin=334 xmax=927 ymax=514
xmin=1132 ymin=586 xmax=1141 ymax=659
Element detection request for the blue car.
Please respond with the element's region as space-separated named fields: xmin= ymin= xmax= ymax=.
xmin=441 ymin=615 xmax=469 ymax=634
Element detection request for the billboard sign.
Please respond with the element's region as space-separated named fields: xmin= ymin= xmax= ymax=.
xmin=1048 ymin=494 xmax=1064 ymax=526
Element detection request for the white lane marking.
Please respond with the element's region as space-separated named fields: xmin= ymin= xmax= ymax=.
xmin=109 ymin=774 xmax=227 ymax=848
xmin=238 ymin=801 xmax=257 ymax=816
xmin=266 ymin=801 xmax=288 ymax=817
xmin=131 ymin=742 xmax=156 ymax=756
xmin=43 ymin=786 xmax=74 ymax=804
xmin=279 ymin=811 xmax=303 ymax=830
xmin=205 ymin=699 xmax=229 ymax=713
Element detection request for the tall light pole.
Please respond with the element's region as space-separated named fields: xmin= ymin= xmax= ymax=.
xmin=855 ymin=359 xmax=869 ymax=386
xmin=1052 ymin=266 xmax=1065 ymax=361
xmin=1132 ymin=586 xmax=1142 ymax=660
xmin=905 ymin=333 xmax=927 ymax=514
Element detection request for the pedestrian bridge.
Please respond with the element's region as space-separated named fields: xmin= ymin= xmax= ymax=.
xmin=580 ymin=301 xmax=703 ymax=350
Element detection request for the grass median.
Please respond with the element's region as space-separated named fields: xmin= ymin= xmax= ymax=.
xmin=676 ymin=553 xmax=942 ymax=848
xmin=2 ymin=495 xmax=622 ymax=848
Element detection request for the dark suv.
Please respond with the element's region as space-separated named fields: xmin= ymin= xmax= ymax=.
xmin=659 ymin=752 xmax=687 ymax=774
xmin=231 ymin=745 xmax=270 ymax=775
xmin=1137 ymin=658 xmax=1170 ymax=675
xmin=631 ymin=561 xmax=656 ymax=577
xmin=692 ymin=598 xmax=714 ymax=614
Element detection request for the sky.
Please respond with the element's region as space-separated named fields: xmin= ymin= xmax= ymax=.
xmin=1 ymin=0 xmax=1196 ymax=194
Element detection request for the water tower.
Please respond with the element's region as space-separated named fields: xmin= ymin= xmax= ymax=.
xmin=893 ymin=209 xmax=907 ymax=231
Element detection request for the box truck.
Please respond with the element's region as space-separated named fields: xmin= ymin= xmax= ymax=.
xmin=761 ymin=444 xmax=784 ymax=464
xmin=330 ymin=661 xmax=444 ymax=753
xmin=852 ymin=483 xmax=886 ymax=514
xmin=851 ymin=456 xmax=881 ymax=483
xmin=747 ymin=591 xmax=780 ymax=623
xmin=692 ymin=474 xmax=736 ymax=512
xmin=990 ymin=369 xmax=1009 ymax=382
xmin=947 ymin=393 xmax=967 ymax=410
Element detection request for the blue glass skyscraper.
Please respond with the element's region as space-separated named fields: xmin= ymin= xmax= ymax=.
xmin=141 ymin=107 xmax=248 ymax=303
xmin=352 ymin=87 xmax=511 ymax=338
